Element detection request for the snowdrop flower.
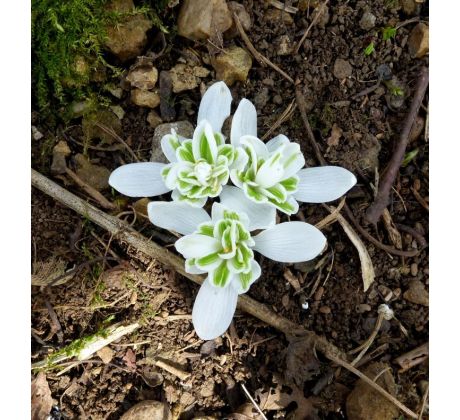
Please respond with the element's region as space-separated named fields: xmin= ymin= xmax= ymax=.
xmin=109 ymin=82 xmax=246 ymax=207
xmin=148 ymin=191 xmax=327 ymax=340
xmin=229 ymin=98 xmax=357 ymax=214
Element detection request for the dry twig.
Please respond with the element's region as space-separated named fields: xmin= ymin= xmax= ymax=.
xmin=94 ymin=122 xmax=140 ymax=162
xmin=241 ymin=384 xmax=268 ymax=420
xmin=365 ymin=67 xmax=429 ymax=224
xmin=394 ymin=342 xmax=429 ymax=373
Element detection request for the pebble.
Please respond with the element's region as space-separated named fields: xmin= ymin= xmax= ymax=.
xmin=333 ymin=58 xmax=353 ymax=79
xmin=378 ymin=285 xmax=393 ymax=302
xmin=319 ymin=305 xmax=331 ymax=314
xmin=401 ymin=0 xmax=421 ymax=16
xmin=32 ymin=126 xmax=44 ymax=141
xmin=74 ymin=154 xmax=111 ymax=191
xmin=126 ymin=65 xmax=158 ymax=90
xmin=311 ymin=5 xmax=330 ymax=28
xmin=276 ymin=35 xmax=292 ymax=56
xmin=151 ymin=121 xmax=195 ymax=163
xmin=131 ymin=89 xmax=161 ymax=109
xmin=410 ymin=263 xmax=419 ymax=277
xmin=408 ymin=23 xmax=429 ymax=58
xmin=409 ymin=115 xmax=425 ymax=143
xmin=264 ymin=9 xmax=294 ymax=25
xmin=226 ymin=2 xmax=251 ymax=38
xmin=356 ymin=304 xmax=371 ymax=313
xmin=314 ymin=286 xmax=325 ymax=301
xmin=413 ymin=179 xmax=421 ymax=191
xmin=359 ymin=11 xmax=376 ymax=31
xmin=120 ymin=400 xmax=172 ymax=420
xmin=178 ymin=0 xmax=232 ymax=41
xmin=169 ymin=64 xmax=210 ymax=93
xmin=103 ymin=0 xmax=152 ymax=62
xmin=147 ymin=110 xmax=163 ymax=128
xmin=273 ymin=94 xmax=283 ymax=105
xmin=97 ymin=346 xmax=114 ymax=364
xmin=403 ymin=279 xmax=429 ymax=306
xmin=51 ymin=140 xmax=71 ymax=175
xmin=211 ymin=46 xmax=252 ymax=86
xmin=82 ymin=108 xmax=122 ymax=145
xmin=346 ymin=362 xmax=399 ymax=420
xmin=200 ymin=379 xmax=215 ymax=397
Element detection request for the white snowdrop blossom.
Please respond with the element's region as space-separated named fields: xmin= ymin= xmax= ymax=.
xmin=148 ymin=192 xmax=327 ymax=340
xmin=229 ymin=98 xmax=358 ymax=214
xmin=108 ymin=82 xmax=246 ymax=207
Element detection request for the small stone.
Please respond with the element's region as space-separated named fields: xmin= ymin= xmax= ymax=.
xmin=200 ymin=380 xmax=215 ymax=397
xmin=346 ymin=362 xmax=399 ymax=420
xmin=359 ymin=11 xmax=376 ymax=30
xmin=97 ymin=346 xmax=114 ymax=364
xmin=281 ymin=294 xmax=290 ymax=309
xmin=178 ymin=0 xmax=232 ymax=41
xmin=51 ymin=140 xmax=71 ymax=175
xmin=333 ymin=58 xmax=353 ymax=79
xmin=273 ymin=94 xmax=283 ymax=105
xmin=110 ymin=105 xmax=125 ymax=120
xmin=74 ymin=154 xmax=111 ymax=191
xmin=408 ymin=23 xmax=429 ymax=58
xmin=378 ymin=285 xmax=393 ymax=302
xmin=108 ymin=86 xmax=124 ymax=99
xmin=211 ymin=46 xmax=252 ymax=86
xmin=180 ymin=392 xmax=196 ymax=407
xmin=120 ymin=400 xmax=172 ymax=420
xmin=131 ymin=89 xmax=161 ymax=109
xmin=254 ymin=88 xmax=269 ymax=109
xmin=276 ymin=35 xmax=292 ymax=56
xmin=169 ymin=64 xmax=209 ymax=93
xmin=69 ymin=100 xmax=92 ymax=119
xmin=410 ymin=263 xmax=419 ymax=277
xmin=104 ymin=0 xmax=152 ymax=62
xmin=311 ymin=5 xmax=330 ymax=28
xmin=314 ymin=286 xmax=325 ymax=301
xmin=226 ymin=2 xmax=251 ymax=38
xmin=151 ymin=121 xmax=195 ymax=163
xmin=357 ymin=304 xmax=372 ymax=313
xmin=319 ymin=305 xmax=331 ymax=314
xmin=401 ymin=0 xmax=421 ymax=16
xmin=147 ymin=110 xmax=163 ymax=128
xmin=409 ymin=115 xmax=425 ymax=143
xmin=403 ymin=279 xmax=429 ymax=306
xmin=264 ymin=8 xmax=294 ymax=25
xmin=32 ymin=126 xmax=44 ymax=141
xmin=126 ymin=65 xmax=159 ymax=90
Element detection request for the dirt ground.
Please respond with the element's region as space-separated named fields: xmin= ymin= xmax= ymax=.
xmin=32 ymin=1 xmax=429 ymax=418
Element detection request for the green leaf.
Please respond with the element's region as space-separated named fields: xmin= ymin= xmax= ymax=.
xmin=382 ymin=26 xmax=397 ymax=41
xmin=401 ymin=149 xmax=418 ymax=167
xmin=364 ymin=42 xmax=375 ymax=56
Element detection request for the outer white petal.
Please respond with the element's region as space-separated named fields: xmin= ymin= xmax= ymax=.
xmin=266 ymin=134 xmax=290 ymax=152
xmin=231 ymin=99 xmax=257 ymax=147
xmin=160 ymin=134 xmax=178 ymax=162
xmin=232 ymin=260 xmax=262 ymax=294
xmin=220 ymin=186 xmax=276 ymax=231
xmin=197 ymin=81 xmax=232 ymax=133
xmin=192 ymin=278 xmax=238 ymax=340
xmin=185 ymin=260 xmax=207 ymax=275
xmin=109 ymin=162 xmax=170 ymax=197
xmin=253 ymin=222 xmax=326 ymax=263
xmin=240 ymin=135 xmax=269 ymax=159
xmin=211 ymin=202 xmax=227 ymax=222
xmin=175 ymin=234 xmax=222 ymax=259
xmin=294 ymin=166 xmax=357 ymax=203
xmin=281 ymin=143 xmax=305 ymax=179
xmin=148 ymin=201 xmax=210 ymax=235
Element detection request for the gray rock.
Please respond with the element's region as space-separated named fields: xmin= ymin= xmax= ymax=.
xmin=178 ymin=0 xmax=232 ymax=41
xmin=403 ymin=280 xmax=429 ymax=306
xmin=151 ymin=121 xmax=195 ymax=163
xmin=226 ymin=2 xmax=251 ymax=38
xmin=147 ymin=110 xmax=163 ymax=128
xmin=120 ymin=400 xmax=172 ymax=420
xmin=359 ymin=11 xmax=376 ymax=31
xmin=74 ymin=154 xmax=111 ymax=191
xmin=333 ymin=58 xmax=353 ymax=79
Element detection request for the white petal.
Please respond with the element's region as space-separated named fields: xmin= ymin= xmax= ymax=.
xmin=281 ymin=143 xmax=305 ymax=179
xmin=148 ymin=201 xmax=210 ymax=235
xmin=231 ymin=99 xmax=257 ymax=147
xmin=109 ymin=162 xmax=170 ymax=197
xmin=220 ymin=186 xmax=276 ymax=231
xmin=185 ymin=260 xmax=207 ymax=274
xmin=171 ymin=189 xmax=207 ymax=208
xmin=211 ymin=202 xmax=226 ymax=222
xmin=266 ymin=134 xmax=290 ymax=152
xmin=232 ymin=260 xmax=262 ymax=294
xmin=160 ymin=134 xmax=178 ymax=163
xmin=240 ymin=135 xmax=269 ymax=159
xmin=255 ymin=158 xmax=284 ymax=188
xmin=192 ymin=278 xmax=238 ymax=340
xmin=197 ymin=81 xmax=232 ymax=133
xmin=175 ymin=234 xmax=222 ymax=259
xmin=253 ymin=222 xmax=326 ymax=263
xmin=294 ymin=166 xmax=357 ymax=203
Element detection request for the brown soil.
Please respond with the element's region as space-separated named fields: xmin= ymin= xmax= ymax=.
xmin=32 ymin=1 xmax=429 ymax=418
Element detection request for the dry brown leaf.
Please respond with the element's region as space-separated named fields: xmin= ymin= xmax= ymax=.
xmin=329 ymin=207 xmax=375 ymax=291
xmin=123 ymin=348 xmax=137 ymax=372
xmin=326 ymin=123 xmax=343 ymax=147
xmin=286 ymin=335 xmax=322 ymax=385
xmin=31 ymin=372 xmax=54 ymax=420
xmin=381 ymin=209 xmax=403 ymax=249
xmin=32 ymin=257 xmax=74 ymax=287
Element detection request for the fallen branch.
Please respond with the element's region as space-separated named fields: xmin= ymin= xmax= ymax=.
xmin=31 ymin=169 xmax=344 ymax=360
xmin=326 ymin=353 xmax=418 ymax=419
xmin=394 ymin=342 xmax=428 ymax=373
xmin=365 ymin=67 xmax=429 ymax=224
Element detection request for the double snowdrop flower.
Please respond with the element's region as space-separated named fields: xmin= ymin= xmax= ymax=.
xmin=148 ymin=194 xmax=327 ymax=339
xmin=109 ymin=82 xmax=246 ymax=207
xmin=229 ymin=99 xmax=357 ymax=214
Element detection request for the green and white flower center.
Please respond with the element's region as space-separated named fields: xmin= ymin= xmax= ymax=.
xmin=194 ymin=161 xmax=213 ymax=185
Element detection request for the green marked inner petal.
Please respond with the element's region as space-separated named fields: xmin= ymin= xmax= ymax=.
xmin=270 ymin=197 xmax=296 ymax=214
xmin=265 ymin=183 xmax=287 ymax=203
xmin=239 ymin=270 xmax=253 ymax=292
xmin=196 ymin=252 xmax=221 ymax=268
xmin=214 ymin=132 xmax=225 ymax=147
xmin=198 ymin=223 xmax=215 ymax=237
xmin=223 ymin=210 xmax=240 ymax=221
xmin=199 ymin=133 xmax=214 ymax=163
xmin=214 ymin=219 xmax=229 ymax=239
xmin=212 ymin=261 xmax=231 ymax=287
xmin=177 ymin=146 xmax=194 ymax=162
xmin=244 ymin=184 xmax=268 ymax=203
xmin=280 ymin=176 xmax=299 ymax=192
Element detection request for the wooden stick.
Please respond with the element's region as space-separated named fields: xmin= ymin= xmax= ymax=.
xmin=326 ymin=353 xmax=418 ymax=419
xmin=31 ymin=169 xmax=343 ymax=359
xmin=394 ymin=342 xmax=429 ymax=372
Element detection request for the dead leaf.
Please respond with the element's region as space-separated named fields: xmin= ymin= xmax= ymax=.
xmin=123 ymin=348 xmax=137 ymax=372
xmin=32 ymin=256 xmax=74 ymax=287
xmin=382 ymin=208 xmax=403 ymax=249
xmin=286 ymin=335 xmax=322 ymax=386
xmin=31 ymin=372 xmax=54 ymax=420
xmin=328 ymin=207 xmax=375 ymax=291
xmin=326 ymin=123 xmax=343 ymax=147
